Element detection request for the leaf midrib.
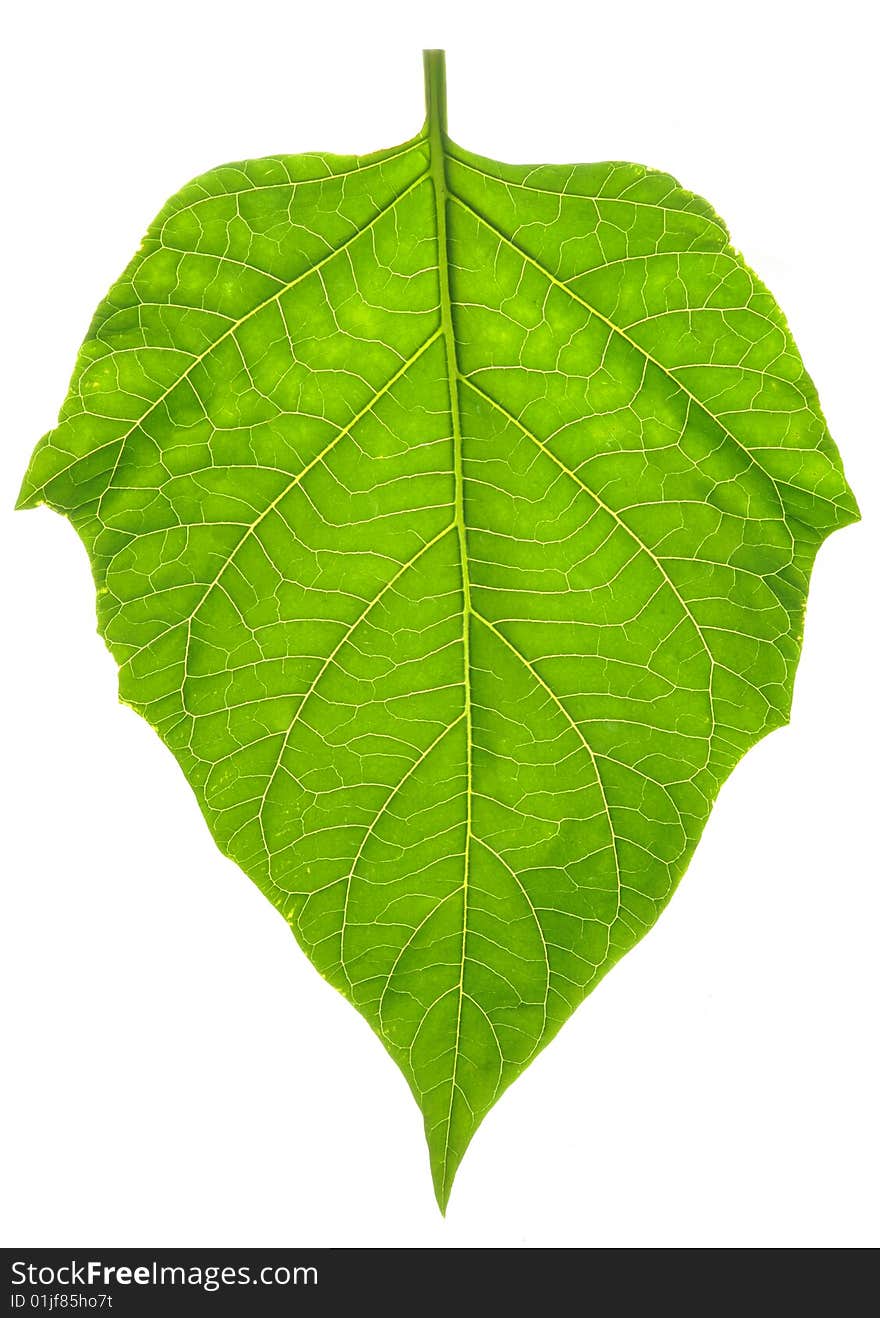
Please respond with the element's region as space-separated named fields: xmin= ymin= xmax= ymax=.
xmin=426 ymin=57 xmax=473 ymax=1209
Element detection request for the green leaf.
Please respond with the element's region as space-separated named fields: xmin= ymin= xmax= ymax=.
xmin=18 ymin=50 xmax=857 ymax=1211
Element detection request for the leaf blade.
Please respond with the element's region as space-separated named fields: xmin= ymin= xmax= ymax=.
xmin=18 ymin=53 xmax=858 ymax=1211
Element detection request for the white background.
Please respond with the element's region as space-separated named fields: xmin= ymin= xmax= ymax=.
xmin=2 ymin=0 xmax=877 ymax=1249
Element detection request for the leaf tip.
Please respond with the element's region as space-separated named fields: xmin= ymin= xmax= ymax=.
xmin=433 ymin=1178 xmax=452 ymax=1217
xmin=429 ymin=1144 xmax=464 ymax=1217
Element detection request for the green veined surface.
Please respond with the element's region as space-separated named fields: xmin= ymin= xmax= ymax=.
xmin=18 ymin=50 xmax=858 ymax=1209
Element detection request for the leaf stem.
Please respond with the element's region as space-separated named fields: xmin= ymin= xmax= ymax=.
xmin=423 ymin=49 xmax=448 ymax=137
